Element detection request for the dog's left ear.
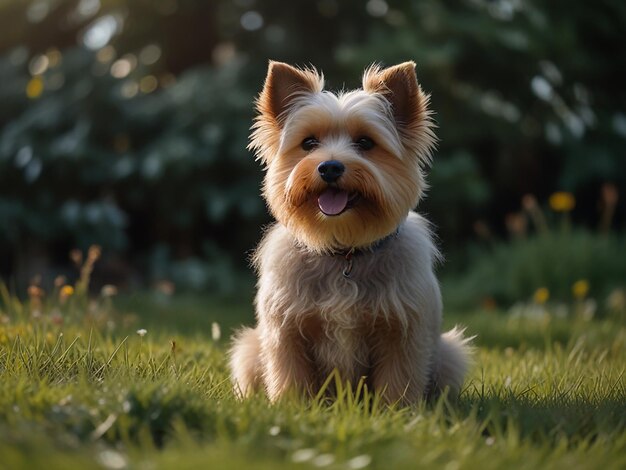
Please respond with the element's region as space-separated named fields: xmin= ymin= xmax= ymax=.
xmin=363 ymin=62 xmax=426 ymax=129
xmin=258 ymin=61 xmax=324 ymax=124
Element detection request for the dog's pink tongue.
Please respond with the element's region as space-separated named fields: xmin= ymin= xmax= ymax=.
xmin=318 ymin=188 xmax=349 ymax=216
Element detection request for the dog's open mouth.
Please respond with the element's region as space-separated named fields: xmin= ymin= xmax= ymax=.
xmin=317 ymin=187 xmax=360 ymax=216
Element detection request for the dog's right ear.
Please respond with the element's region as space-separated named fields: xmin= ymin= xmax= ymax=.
xmin=258 ymin=61 xmax=324 ymax=124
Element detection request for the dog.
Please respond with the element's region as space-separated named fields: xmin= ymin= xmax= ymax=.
xmin=229 ymin=61 xmax=472 ymax=405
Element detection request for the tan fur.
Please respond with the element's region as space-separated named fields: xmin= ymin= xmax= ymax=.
xmin=230 ymin=61 xmax=472 ymax=405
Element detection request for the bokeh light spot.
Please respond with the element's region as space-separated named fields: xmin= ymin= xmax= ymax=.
xmin=120 ymin=80 xmax=139 ymax=99
xmin=82 ymin=15 xmax=119 ymax=50
xmin=139 ymin=75 xmax=158 ymax=94
xmin=111 ymin=55 xmax=136 ymax=79
xmin=26 ymin=1 xmax=49 ymax=23
xmin=96 ymin=45 xmax=116 ymax=64
xmin=46 ymin=48 xmax=62 ymax=68
xmin=241 ymin=11 xmax=264 ymax=31
xmin=366 ymin=0 xmax=388 ymax=17
xmin=139 ymin=44 xmax=162 ymax=65
xmin=76 ymin=0 xmax=101 ymax=19
xmin=29 ymin=55 xmax=49 ymax=76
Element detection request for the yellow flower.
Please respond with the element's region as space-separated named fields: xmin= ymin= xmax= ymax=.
xmin=572 ymin=280 xmax=589 ymax=300
xmin=60 ymin=285 xmax=74 ymax=299
xmin=533 ymin=287 xmax=550 ymax=304
xmin=549 ymin=192 xmax=575 ymax=212
xmin=26 ymin=76 xmax=44 ymax=99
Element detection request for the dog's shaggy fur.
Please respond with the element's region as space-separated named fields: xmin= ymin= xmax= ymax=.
xmin=230 ymin=61 xmax=472 ymax=404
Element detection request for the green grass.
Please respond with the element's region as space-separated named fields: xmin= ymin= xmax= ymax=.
xmin=0 ymin=291 xmax=625 ymax=470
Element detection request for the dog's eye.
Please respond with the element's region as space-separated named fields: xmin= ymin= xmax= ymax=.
xmin=301 ymin=136 xmax=319 ymax=151
xmin=355 ymin=136 xmax=375 ymax=151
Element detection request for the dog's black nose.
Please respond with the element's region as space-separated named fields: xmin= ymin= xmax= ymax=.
xmin=317 ymin=160 xmax=345 ymax=183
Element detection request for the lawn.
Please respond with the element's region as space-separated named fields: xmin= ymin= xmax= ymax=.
xmin=0 ymin=287 xmax=624 ymax=470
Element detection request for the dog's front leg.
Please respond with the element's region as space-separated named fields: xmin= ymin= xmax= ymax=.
xmin=369 ymin=328 xmax=434 ymax=405
xmin=260 ymin=320 xmax=315 ymax=402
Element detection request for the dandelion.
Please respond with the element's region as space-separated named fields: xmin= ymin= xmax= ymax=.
xmin=211 ymin=322 xmax=221 ymax=341
xmin=136 ymin=328 xmax=147 ymax=337
xmin=572 ymin=280 xmax=589 ymax=300
xmin=60 ymin=285 xmax=74 ymax=299
xmin=533 ymin=287 xmax=550 ymax=305
xmin=549 ymin=191 xmax=575 ymax=212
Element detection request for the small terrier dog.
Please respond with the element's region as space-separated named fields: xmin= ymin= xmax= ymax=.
xmin=230 ymin=61 xmax=472 ymax=404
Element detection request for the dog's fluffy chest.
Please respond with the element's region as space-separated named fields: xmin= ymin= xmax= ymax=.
xmin=254 ymin=212 xmax=442 ymax=329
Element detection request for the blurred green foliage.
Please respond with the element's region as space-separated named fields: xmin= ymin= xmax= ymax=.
xmin=444 ymin=229 xmax=626 ymax=310
xmin=0 ymin=0 xmax=624 ymax=293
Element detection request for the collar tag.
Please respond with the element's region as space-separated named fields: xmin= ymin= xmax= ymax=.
xmin=342 ymin=248 xmax=356 ymax=278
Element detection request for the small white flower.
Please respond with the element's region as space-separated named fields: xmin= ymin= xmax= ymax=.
xmin=348 ymin=455 xmax=372 ymax=469
xmin=312 ymin=454 xmax=334 ymax=467
xmin=211 ymin=322 xmax=221 ymax=341
xmin=136 ymin=328 xmax=147 ymax=337
xmin=101 ymin=284 xmax=118 ymax=297
xmin=97 ymin=449 xmax=127 ymax=470
xmin=292 ymin=449 xmax=317 ymax=463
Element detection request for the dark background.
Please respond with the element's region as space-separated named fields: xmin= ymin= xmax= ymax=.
xmin=1 ymin=0 xmax=624 ymax=306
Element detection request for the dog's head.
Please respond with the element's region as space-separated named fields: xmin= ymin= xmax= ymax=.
xmin=250 ymin=61 xmax=436 ymax=252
